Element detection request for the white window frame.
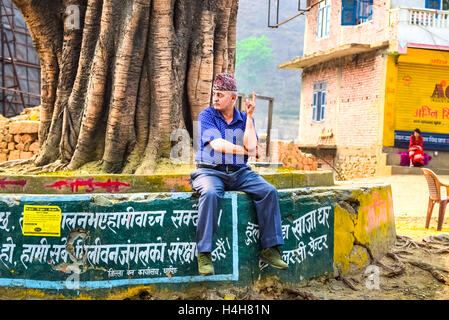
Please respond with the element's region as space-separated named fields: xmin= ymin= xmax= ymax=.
xmin=317 ymin=0 xmax=331 ymax=39
xmin=312 ymin=82 xmax=326 ymax=122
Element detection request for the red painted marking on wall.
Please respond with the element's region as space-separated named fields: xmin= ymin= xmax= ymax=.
xmin=93 ymin=179 xmax=131 ymax=193
xmin=402 ymin=76 xmax=412 ymax=85
xmin=442 ymin=108 xmax=449 ymax=120
xmin=415 ymin=105 xmax=438 ymax=119
xmin=363 ymin=191 xmax=389 ymax=233
xmin=0 ymin=178 xmax=27 ymax=190
xmin=71 ymin=178 xmax=95 ymax=193
xmin=45 ymin=180 xmax=69 ymax=190
xmin=45 ymin=178 xmax=131 ymax=193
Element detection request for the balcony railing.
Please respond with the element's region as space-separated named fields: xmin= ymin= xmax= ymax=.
xmin=409 ymin=8 xmax=449 ymax=28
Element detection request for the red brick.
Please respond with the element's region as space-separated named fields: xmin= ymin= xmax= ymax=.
xmin=8 ymin=150 xmax=20 ymax=161
xmin=21 ymin=133 xmax=37 ymax=144
xmin=0 ymin=121 xmax=8 ymax=131
xmin=29 ymin=141 xmax=40 ymax=153
xmin=20 ymin=151 xmax=33 ymax=160
xmin=8 ymin=121 xmax=39 ymax=134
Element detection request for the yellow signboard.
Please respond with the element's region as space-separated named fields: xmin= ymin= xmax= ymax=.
xmin=22 ymin=205 xmax=62 ymax=237
xmin=384 ymin=48 xmax=449 ymax=147
xmin=395 ymin=63 xmax=449 ymax=134
xmin=398 ymin=48 xmax=449 ymax=67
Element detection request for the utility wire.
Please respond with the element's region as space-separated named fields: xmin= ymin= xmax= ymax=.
xmin=268 ymin=0 xmax=328 ymax=28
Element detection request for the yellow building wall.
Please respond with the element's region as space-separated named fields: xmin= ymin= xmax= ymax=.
xmin=383 ymin=48 xmax=449 ymax=147
xmin=383 ymin=55 xmax=398 ymax=147
xmin=334 ymin=185 xmax=396 ymax=274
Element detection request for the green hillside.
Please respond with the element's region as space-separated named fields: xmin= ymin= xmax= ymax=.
xmin=236 ymin=0 xmax=305 ymax=141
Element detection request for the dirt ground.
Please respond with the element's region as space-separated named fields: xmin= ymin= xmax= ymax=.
xmin=123 ymin=174 xmax=449 ymax=301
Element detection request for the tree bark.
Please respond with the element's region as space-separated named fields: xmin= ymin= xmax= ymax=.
xmin=13 ymin=0 xmax=239 ymax=173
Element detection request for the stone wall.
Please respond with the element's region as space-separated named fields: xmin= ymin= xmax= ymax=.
xmin=0 ymin=182 xmax=395 ymax=299
xmin=334 ymin=146 xmax=379 ymax=180
xmin=0 ymin=107 xmax=40 ymax=162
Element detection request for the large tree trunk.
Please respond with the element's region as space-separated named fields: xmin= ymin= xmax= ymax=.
xmin=12 ymin=0 xmax=239 ymax=173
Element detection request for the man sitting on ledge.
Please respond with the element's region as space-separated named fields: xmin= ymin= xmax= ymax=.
xmin=190 ymin=73 xmax=288 ymax=276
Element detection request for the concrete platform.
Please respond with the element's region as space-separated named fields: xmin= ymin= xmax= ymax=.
xmin=0 ymin=170 xmax=334 ymax=194
xmin=0 ymin=181 xmax=396 ymax=299
xmin=390 ymin=165 xmax=449 ymax=175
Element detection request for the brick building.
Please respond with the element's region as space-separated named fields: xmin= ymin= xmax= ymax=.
xmin=279 ymin=0 xmax=449 ymax=179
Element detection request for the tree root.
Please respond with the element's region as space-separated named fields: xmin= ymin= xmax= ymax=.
xmin=353 ymin=238 xmax=406 ymax=280
xmin=389 ymin=240 xmax=449 ymax=284
xmin=0 ymin=155 xmax=67 ymax=174
xmin=397 ymin=235 xmax=449 ymax=255
xmin=354 ymin=238 xmax=398 ymax=273
xmin=396 ymin=235 xmax=432 ymax=250
xmin=23 ymin=160 xmax=68 ymax=173
xmin=390 ymin=249 xmax=413 ymax=256
xmin=338 ymin=234 xmax=449 ymax=288
xmin=404 ymin=259 xmax=449 ymax=285
xmin=433 ymin=248 xmax=449 ymax=255
xmin=405 ymin=259 xmax=449 ymax=274
xmin=423 ymin=234 xmax=449 ymax=244
xmin=384 ymin=252 xmax=406 ymax=278
xmin=0 ymin=155 xmax=37 ymax=169
xmin=337 ymin=276 xmax=358 ymax=291
xmin=284 ymin=288 xmax=320 ymax=300
xmin=386 ymin=252 xmax=402 ymax=263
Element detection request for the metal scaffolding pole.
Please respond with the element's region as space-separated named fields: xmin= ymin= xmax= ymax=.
xmin=0 ymin=0 xmax=41 ymax=117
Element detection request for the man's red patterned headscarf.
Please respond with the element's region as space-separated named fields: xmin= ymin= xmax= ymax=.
xmin=213 ymin=73 xmax=237 ymax=92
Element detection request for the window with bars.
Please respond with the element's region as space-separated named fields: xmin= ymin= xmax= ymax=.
xmin=341 ymin=0 xmax=373 ymax=25
xmin=317 ymin=0 xmax=331 ymax=39
xmin=312 ymin=82 xmax=326 ymax=122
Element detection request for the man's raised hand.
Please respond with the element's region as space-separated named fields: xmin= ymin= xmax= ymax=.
xmin=244 ymin=91 xmax=256 ymax=117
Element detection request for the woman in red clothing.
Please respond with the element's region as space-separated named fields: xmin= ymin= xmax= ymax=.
xmin=409 ymin=128 xmax=424 ymax=167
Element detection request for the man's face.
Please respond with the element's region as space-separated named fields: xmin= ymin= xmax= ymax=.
xmin=213 ymin=90 xmax=236 ymax=111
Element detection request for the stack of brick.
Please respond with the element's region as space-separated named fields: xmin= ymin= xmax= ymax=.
xmin=277 ymin=141 xmax=318 ymax=171
xmin=0 ymin=106 xmax=40 ymax=162
xmin=252 ymin=138 xmax=319 ymax=171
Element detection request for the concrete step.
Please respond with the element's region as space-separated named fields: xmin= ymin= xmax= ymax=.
xmin=384 ymin=149 xmax=403 ymax=166
xmin=383 ymin=147 xmax=449 ymax=169
xmin=390 ymin=165 xmax=449 ymax=175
